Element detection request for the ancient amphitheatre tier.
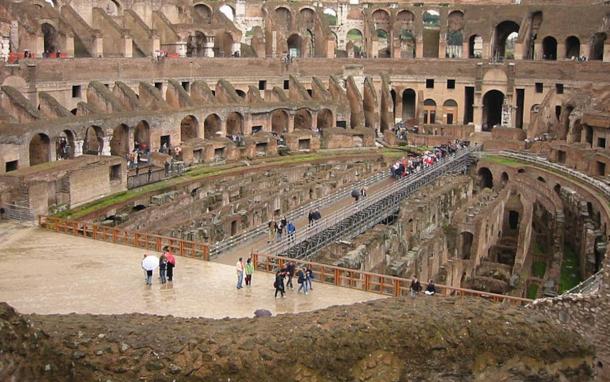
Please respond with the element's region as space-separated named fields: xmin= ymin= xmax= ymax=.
xmin=0 ymin=0 xmax=609 ymax=380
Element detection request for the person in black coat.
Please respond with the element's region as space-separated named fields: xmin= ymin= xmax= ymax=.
xmin=274 ymin=271 xmax=285 ymax=298
xmin=410 ymin=277 xmax=422 ymax=297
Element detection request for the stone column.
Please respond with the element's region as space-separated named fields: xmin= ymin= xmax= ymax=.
xmin=204 ymin=36 xmax=215 ymax=57
xmin=311 ymin=111 xmax=318 ymax=130
xmin=74 ymin=140 xmax=84 ymax=157
xmin=534 ymin=42 xmax=542 ymax=60
xmin=473 ymin=93 xmax=483 ymax=132
xmin=482 ymin=39 xmax=491 ymax=59
xmin=64 ymin=34 xmax=75 ymax=58
xmin=93 ymin=35 xmax=103 ymax=57
xmin=102 ymin=136 xmax=112 ymax=156
xmin=604 ymin=43 xmax=610 ymax=63
xmin=122 ymin=36 xmax=133 ymax=58
xmin=35 ymin=35 xmax=44 ymax=57
xmin=415 ymin=34 xmax=423 ymax=58
xmin=232 ymin=42 xmax=241 ymax=56
xmin=288 ymin=112 xmax=295 ymax=133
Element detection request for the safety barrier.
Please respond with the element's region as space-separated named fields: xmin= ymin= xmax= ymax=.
xmin=252 ymin=252 xmax=533 ymax=305
xmin=39 ymin=216 xmax=209 ymax=260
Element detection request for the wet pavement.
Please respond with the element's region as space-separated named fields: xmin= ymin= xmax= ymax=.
xmin=0 ymin=223 xmax=382 ymax=318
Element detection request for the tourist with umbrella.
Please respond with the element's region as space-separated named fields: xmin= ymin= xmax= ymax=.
xmin=141 ymin=254 xmax=159 ymax=286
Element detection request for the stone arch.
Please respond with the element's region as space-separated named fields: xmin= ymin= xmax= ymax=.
xmin=134 ymin=120 xmax=150 ymax=151
xmin=500 ymin=171 xmax=509 ymax=185
xmin=372 ymin=9 xmax=390 ymax=25
xmin=323 ymin=8 xmax=337 ymax=26
xmin=41 ymin=22 xmax=59 ymax=54
xmin=399 ymin=30 xmax=416 ymax=58
xmin=397 ymin=10 xmax=415 ymax=26
xmin=299 ymin=8 xmax=316 ymax=30
xmin=494 ymin=20 xmax=519 ymax=59
xmin=565 ymin=36 xmax=580 ymax=59
xmin=271 ymin=109 xmax=290 ymax=134
xmin=477 ymin=167 xmax=493 ymax=189
xmin=56 ymin=129 xmax=75 ymax=159
xmin=287 ymin=34 xmax=302 ymax=58
xmin=443 ymin=99 xmax=458 ymax=125
xmin=275 ymin=7 xmax=292 ymax=31
xmin=542 ymin=36 xmax=557 ymax=60
xmin=537 ymin=176 xmax=546 ymax=183
xmin=110 ymin=123 xmax=129 ymax=157
xmin=347 ymin=29 xmax=364 ymax=56
xmin=187 ymin=31 xmax=207 ymax=57
xmin=482 ymin=90 xmax=504 ymax=130
xmin=468 ymin=34 xmax=483 ymax=58
xmin=585 ymin=125 xmax=593 ymax=145
xmin=219 ymin=4 xmax=235 ymax=21
xmin=226 ymin=112 xmax=244 ymax=136
xmin=235 ymin=89 xmax=246 ymax=98
xmin=204 ymin=113 xmax=222 ymax=139
xmin=590 ymin=33 xmax=607 ymax=61
xmin=375 ymin=29 xmax=390 ymax=58
xmin=83 ymin=126 xmax=104 ymax=155
xmin=317 ymin=108 xmax=334 ymax=129
xmin=180 ymin=115 xmax=199 ymax=142
xmin=423 ymin=98 xmax=437 ymax=124
xmin=214 ymin=31 xmax=234 ymax=57
xmin=194 ymin=4 xmax=212 ymax=23
xmin=446 ymin=10 xmax=464 ymax=58
xmin=29 ymin=133 xmax=51 ymax=165
xmin=423 ymin=10 xmax=440 ymax=58
xmin=460 ymin=231 xmax=474 ymax=259
xmin=295 ymin=109 xmax=312 ymax=130
xmin=103 ymin=0 xmax=121 ymax=16
xmin=402 ymin=88 xmax=416 ymax=121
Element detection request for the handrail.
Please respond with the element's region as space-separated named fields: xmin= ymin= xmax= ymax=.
xmin=39 ymin=216 xmax=209 ymax=260
xmin=262 ymin=146 xmax=477 ymax=256
xmin=252 ymin=252 xmax=532 ymax=305
xmin=563 ymin=270 xmax=604 ymax=295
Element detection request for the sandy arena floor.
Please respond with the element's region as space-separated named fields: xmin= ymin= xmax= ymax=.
xmin=0 ymin=222 xmax=381 ymax=318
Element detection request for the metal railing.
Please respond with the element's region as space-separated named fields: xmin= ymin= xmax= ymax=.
xmin=208 ymin=168 xmax=390 ymax=258
xmin=261 ymin=146 xmax=478 ymax=259
xmin=498 ymin=151 xmax=610 ymax=199
xmin=252 ymin=252 xmax=532 ymax=305
xmin=2 ymin=203 xmax=35 ymax=223
xmin=39 ymin=216 xmax=209 ymax=260
xmin=563 ymin=270 xmax=604 ymax=295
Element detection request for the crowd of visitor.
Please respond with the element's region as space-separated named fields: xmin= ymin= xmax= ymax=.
xmin=272 ymin=261 xmax=314 ymax=298
xmin=390 ymin=140 xmax=469 ymax=179
xmin=268 ymin=217 xmax=296 ymax=243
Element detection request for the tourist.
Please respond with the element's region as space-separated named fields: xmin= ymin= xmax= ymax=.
xmin=276 ymin=220 xmax=283 ymax=241
xmin=274 ymin=270 xmax=285 ymax=298
xmin=360 ymin=187 xmax=367 ymax=198
xmin=424 ymin=279 xmax=437 ymax=296
xmin=306 ymin=266 xmax=314 ymax=291
xmin=297 ymin=267 xmax=308 ymax=294
xmin=410 ymin=277 xmax=422 ymax=297
xmin=244 ymin=258 xmax=254 ymax=286
xmin=287 ymin=221 xmax=296 ymax=243
xmin=142 ymin=255 xmax=153 ymax=286
xmin=268 ymin=219 xmax=276 ymax=243
xmin=285 ymin=261 xmax=295 ymax=289
xmin=142 ymin=254 xmax=148 ymax=282
xmin=236 ymin=257 xmax=244 ymax=289
xmin=351 ymin=188 xmax=360 ymax=203
xmin=308 ymin=211 xmax=314 ymax=227
xmin=159 ymin=253 xmax=167 ymax=284
xmin=165 ymin=248 xmax=176 ymax=282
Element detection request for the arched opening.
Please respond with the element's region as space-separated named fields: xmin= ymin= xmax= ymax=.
xmin=423 ymin=99 xmax=436 ymax=124
xmin=399 ymin=30 xmax=416 ymax=58
xmin=347 ymin=29 xmax=363 ymax=57
xmin=590 ymin=33 xmax=607 ymax=61
xmin=500 ymin=171 xmax=509 ymax=186
xmin=323 ymin=8 xmax=337 ymax=26
xmin=41 ymin=23 xmax=58 ymax=54
xmin=468 ymin=35 xmax=483 ymax=58
xmin=214 ymin=31 xmax=234 ymax=57
xmin=56 ymin=130 xmax=75 ymax=159
xmin=29 ymin=133 xmax=51 ymax=165
xmin=299 ymin=8 xmax=316 ymax=31
xmin=565 ymin=36 xmax=580 ymax=59
xmin=402 ymin=89 xmax=416 ymax=121
xmin=554 ymin=184 xmax=561 ymax=195
xmin=271 ymin=109 xmax=290 ymax=134
xmin=226 ymin=112 xmax=244 ymax=136
xmin=219 ymin=4 xmax=235 ymax=21
xmin=585 ymin=125 xmax=593 ymax=145
xmin=275 ymin=7 xmax=292 ymax=31
xmin=287 ymin=34 xmax=302 ymax=58
xmin=180 ymin=115 xmax=199 ymax=142
xmin=110 ymin=124 xmax=129 ymax=157
xmin=83 ymin=126 xmax=104 ymax=155
xmin=423 ymin=10 xmax=440 ymax=58
xmin=482 ymin=90 xmax=504 ymax=130
xmin=477 ymin=167 xmax=493 ymax=189
xmin=537 ymin=176 xmax=546 ymax=183
xmin=235 ymin=89 xmax=246 ymax=98
xmin=443 ymin=99 xmax=458 ymax=125
xmin=204 ymin=114 xmax=222 ymax=139
xmin=103 ymin=0 xmax=121 ymax=16
xmin=375 ymin=29 xmax=390 ymax=58
xmin=571 ymin=119 xmax=583 ymax=143
xmin=542 ymin=36 xmax=557 ymax=60
xmin=446 ymin=11 xmax=464 ymax=58
xmin=295 ymin=109 xmax=312 ymax=130
xmin=194 ymin=4 xmax=212 ymax=23
xmin=134 ymin=120 xmax=150 ymax=152
xmin=460 ymin=232 xmax=473 ymax=259
xmin=187 ymin=31 xmax=207 ymax=57
xmin=317 ymin=108 xmax=334 ymax=129
xmin=494 ymin=21 xmax=519 ymax=60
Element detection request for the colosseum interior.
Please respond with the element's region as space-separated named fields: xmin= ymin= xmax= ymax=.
xmin=0 ymin=0 xmax=609 ymax=380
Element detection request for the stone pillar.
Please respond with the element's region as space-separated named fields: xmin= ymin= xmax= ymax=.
xmin=473 ymin=93 xmax=483 ymax=132
xmin=244 ymin=113 xmax=253 ymax=135
xmin=220 ymin=118 xmax=227 ymax=136
xmin=204 ymin=36 xmax=215 ymax=57
xmin=175 ymin=41 xmax=187 ymax=57
xmin=394 ymin=90 xmax=403 ymax=123
xmin=580 ymin=42 xmax=590 ymax=59
xmin=272 ymin=31 xmax=277 ymax=58
xmin=415 ymin=34 xmax=423 ymax=58
xmin=64 ymin=34 xmax=75 ymax=57
xmin=438 ymin=36 xmax=446 ymax=59
xmin=288 ymin=112 xmax=295 ymax=133
xmin=35 ymin=35 xmax=44 ymax=57
xmin=604 ymin=43 xmax=610 ymax=63
xmin=93 ymin=36 xmax=103 ymax=57
xmin=514 ymin=42 xmax=523 ymax=60
xmin=482 ymin=40 xmax=491 ymax=59
xmin=152 ymin=35 xmax=161 ymax=54
xmin=74 ymin=140 xmax=84 ymax=157
xmin=557 ymin=42 xmax=565 ymax=60
xmin=311 ymin=111 xmax=318 ymax=130
xmin=462 ymin=41 xmax=469 ymax=58
xmin=102 ymin=136 xmax=112 ymax=156
xmin=122 ymin=36 xmax=133 ymax=58
xmin=534 ymin=42 xmax=542 ymax=60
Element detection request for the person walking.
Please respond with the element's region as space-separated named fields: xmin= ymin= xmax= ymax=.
xmin=159 ymin=253 xmax=167 ymax=284
xmin=410 ymin=277 xmax=422 ymax=297
xmin=142 ymin=254 xmax=148 ymax=282
xmin=268 ymin=219 xmax=276 ymax=243
xmin=285 ymin=261 xmax=295 ymax=290
xmin=287 ymin=221 xmax=296 ymax=243
xmin=165 ymin=249 xmax=176 ymax=282
xmin=305 ymin=266 xmax=314 ymax=291
xmin=274 ymin=270 xmax=285 ymax=298
xmin=236 ymin=257 xmax=244 ymax=289
xmin=297 ymin=268 xmax=308 ymax=294
xmin=244 ymin=258 xmax=254 ymax=286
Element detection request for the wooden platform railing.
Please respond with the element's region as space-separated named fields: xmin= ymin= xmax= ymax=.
xmin=39 ymin=216 xmax=209 ymax=260
xmin=252 ymin=252 xmax=533 ymax=305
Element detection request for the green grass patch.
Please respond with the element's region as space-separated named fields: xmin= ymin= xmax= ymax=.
xmin=527 ymin=283 xmax=539 ymax=299
xmin=560 ymin=244 xmax=582 ymax=293
xmin=531 ymin=260 xmax=547 ymax=278
xmin=480 ymin=154 xmax=526 ymax=168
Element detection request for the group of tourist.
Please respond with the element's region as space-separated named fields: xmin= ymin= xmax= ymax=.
xmin=235 ymin=257 xmax=255 ymax=289
xmin=307 ymin=209 xmax=322 ymax=226
xmin=273 ymin=261 xmax=314 ymax=298
xmin=141 ymin=247 xmax=176 ymax=286
xmin=268 ymin=217 xmax=296 ymax=243
xmin=409 ymin=277 xmax=437 ymax=297
xmin=390 ymin=141 xmax=468 ymax=179
xmin=351 ymin=187 xmax=368 ymax=203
